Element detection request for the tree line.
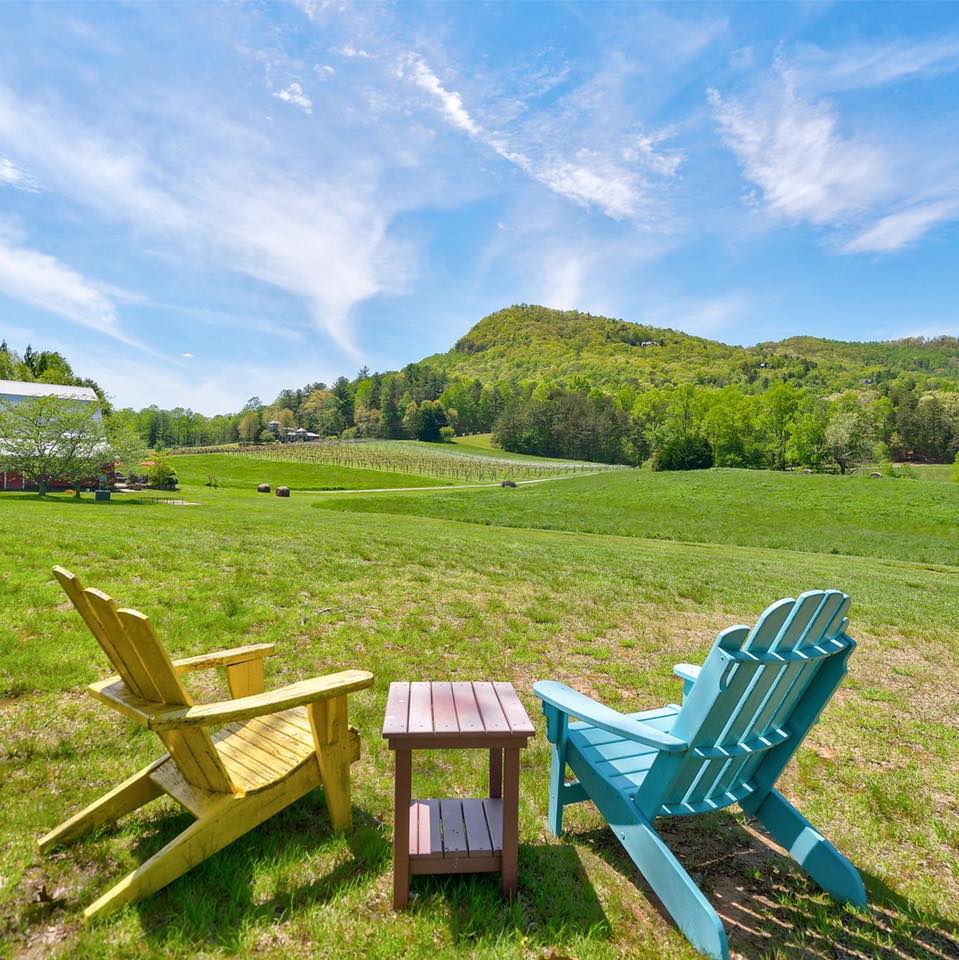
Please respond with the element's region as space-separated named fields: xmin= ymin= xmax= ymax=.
xmin=493 ymin=380 xmax=959 ymax=471
xmin=4 ymin=338 xmax=959 ymax=473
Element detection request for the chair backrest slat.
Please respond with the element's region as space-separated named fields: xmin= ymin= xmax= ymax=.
xmin=698 ymin=591 xmax=844 ymax=805
xmin=84 ymin=589 xmax=169 ymax=703
xmin=640 ymin=590 xmax=853 ymax=817
xmin=55 ymin=567 xmax=233 ymax=795
xmin=54 ymin=567 xmax=145 ymax=696
xmin=663 ymin=599 xmax=794 ymax=807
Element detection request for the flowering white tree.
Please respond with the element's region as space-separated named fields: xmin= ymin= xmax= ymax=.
xmin=0 ymin=396 xmax=110 ymax=495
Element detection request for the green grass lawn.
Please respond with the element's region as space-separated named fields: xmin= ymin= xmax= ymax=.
xmin=315 ymin=466 xmax=959 ymax=566
xmin=170 ymin=453 xmax=452 ymax=491
xmin=906 ymin=463 xmax=955 ymax=482
xmin=0 ymin=466 xmax=957 ymax=959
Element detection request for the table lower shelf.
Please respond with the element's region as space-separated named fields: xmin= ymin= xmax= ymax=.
xmin=408 ymin=798 xmax=503 ymax=875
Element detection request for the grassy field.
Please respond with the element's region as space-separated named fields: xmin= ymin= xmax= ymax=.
xmin=315 ymin=466 xmax=959 ymax=566
xmin=0 ymin=459 xmax=957 ymax=959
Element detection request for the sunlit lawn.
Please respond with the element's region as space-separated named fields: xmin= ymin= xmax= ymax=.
xmin=0 ymin=464 xmax=957 ymax=959
xmin=317 ymin=466 xmax=959 ymax=566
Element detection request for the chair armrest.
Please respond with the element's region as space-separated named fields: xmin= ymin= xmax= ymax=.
xmin=533 ymin=681 xmax=687 ymax=753
xmin=673 ymin=663 xmax=701 ymax=684
xmin=673 ymin=663 xmax=701 ymax=700
xmin=172 ymin=643 xmax=276 ymax=674
xmin=148 ymin=669 xmax=374 ymax=731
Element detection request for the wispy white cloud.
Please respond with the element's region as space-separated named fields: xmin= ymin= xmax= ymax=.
xmin=399 ymin=53 xmax=683 ymax=222
xmin=401 ymin=55 xmax=479 ymax=136
xmin=0 ymin=80 xmax=414 ymax=354
xmin=793 ymin=35 xmax=959 ymax=93
xmin=0 ymin=86 xmax=187 ymax=230
xmin=333 ymin=44 xmax=371 ymax=59
xmin=0 ymin=223 xmax=148 ymax=351
xmin=273 ymin=81 xmax=312 ymax=114
xmin=844 ymin=199 xmax=959 ymax=254
xmin=0 ymin=156 xmax=39 ymax=192
xmin=708 ymin=75 xmax=890 ymax=226
xmin=709 ymin=44 xmax=959 ymax=253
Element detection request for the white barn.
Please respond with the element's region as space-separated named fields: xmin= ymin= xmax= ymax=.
xmin=1 ymin=379 xmax=103 ymax=490
xmin=0 ymin=379 xmax=100 ymax=417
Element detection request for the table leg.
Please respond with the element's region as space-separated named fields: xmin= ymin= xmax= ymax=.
xmin=393 ymin=749 xmax=412 ymax=910
xmin=489 ymin=748 xmax=503 ymax=799
xmin=501 ymin=747 xmax=520 ymax=897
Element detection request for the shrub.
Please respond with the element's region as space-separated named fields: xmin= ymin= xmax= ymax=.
xmin=439 ymin=425 xmax=455 ymax=443
xmin=651 ymin=434 xmax=714 ymax=471
xmin=147 ymin=453 xmax=178 ymax=490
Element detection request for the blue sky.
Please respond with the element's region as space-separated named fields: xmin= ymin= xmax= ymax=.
xmin=1 ymin=2 xmax=957 ymax=413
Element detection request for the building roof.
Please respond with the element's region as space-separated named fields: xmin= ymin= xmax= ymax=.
xmin=0 ymin=379 xmax=99 ymax=402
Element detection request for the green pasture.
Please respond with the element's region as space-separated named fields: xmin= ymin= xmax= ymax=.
xmin=317 ymin=466 xmax=959 ymax=566
xmin=0 ymin=458 xmax=957 ymax=959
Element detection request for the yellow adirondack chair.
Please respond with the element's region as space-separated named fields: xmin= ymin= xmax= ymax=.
xmin=39 ymin=566 xmax=374 ymax=920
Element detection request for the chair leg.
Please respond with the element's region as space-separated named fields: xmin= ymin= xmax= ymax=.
xmin=38 ymin=760 xmax=164 ymax=855
xmin=614 ymin=814 xmax=729 ymax=960
xmin=84 ymin=758 xmax=321 ymax=921
xmin=547 ymin=744 xmax=566 ymax=837
xmin=84 ymin=801 xmax=232 ymax=921
xmin=746 ymin=788 xmax=867 ymax=907
xmin=309 ymin=696 xmax=356 ymax=832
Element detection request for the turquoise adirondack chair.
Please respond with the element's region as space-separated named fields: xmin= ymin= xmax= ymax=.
xmin=534 ymin=590 xmax=866 ymax=960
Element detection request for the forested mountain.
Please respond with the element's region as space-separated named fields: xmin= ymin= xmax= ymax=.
xmin=424 ymin=305 xmax=959 ymax=393
xmin=6 ymin=305 xmax=959 ymax=471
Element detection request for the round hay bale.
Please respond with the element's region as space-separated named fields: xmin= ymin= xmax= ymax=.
xmin=275 ymin=485 xmax=291 ymax=498
xmin=257 ymin=483 xmax=271 ymax=494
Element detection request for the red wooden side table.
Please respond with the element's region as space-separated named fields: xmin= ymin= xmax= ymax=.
xmin=382 ymin=681 xmax=535 ymax=909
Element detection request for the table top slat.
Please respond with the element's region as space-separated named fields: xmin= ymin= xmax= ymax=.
xmin=493 ymin=682 xmax=536 ymax=735
xmin=408 ymin=682 xmax=434 ymax=734
xmin=382 ymin=682 xmax=411 ymax=736
xmin=473 ymin=682 xmax=510 ymax=732
xmin=384 ymin=681 xmax=534 ymax=745
xmin=451 ymin=682 xmax=484 ymax=733
xmin=430 ymin=682 xmax=459 ymax=733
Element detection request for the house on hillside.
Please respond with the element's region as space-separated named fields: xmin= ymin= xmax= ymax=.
xmin=287 ymin=426 xmax=321 ymax=442
xmin=0 ymin=379 xmax=105 ymax=490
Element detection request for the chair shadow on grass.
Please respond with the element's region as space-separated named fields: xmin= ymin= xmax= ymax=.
xmin=130 ymin=798 xmax=609 ymax=953
xmin=404 ymin=842 xmax=610 ymax=948
xmin=131 ymin=790 xmax=390 ymax=953
xmin=573 ymin=811 xmax=959 ymax=960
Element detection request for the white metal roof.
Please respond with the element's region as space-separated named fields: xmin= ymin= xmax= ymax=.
xmin=0 ymin=379 xmax=99 ymax=402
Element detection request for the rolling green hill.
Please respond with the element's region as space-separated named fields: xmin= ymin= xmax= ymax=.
xmin=422 ymin=304 xmax=959 ymax=393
